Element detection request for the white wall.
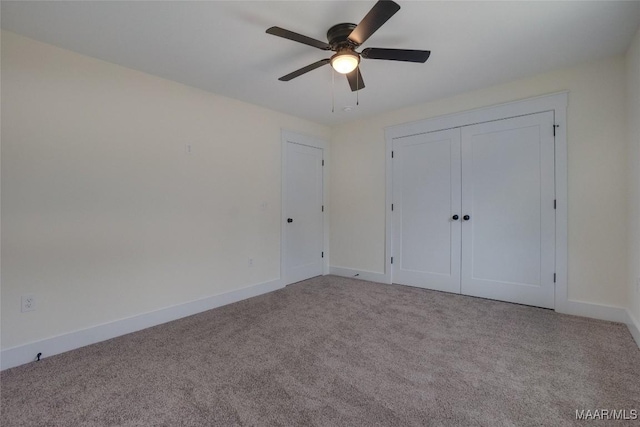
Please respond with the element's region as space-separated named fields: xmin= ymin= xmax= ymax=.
xmin=2 ymin=26 xmax=637 ymax=356
xmin=330 ymin=55 xmax=629 ymax=308
xmin=0 ymin=31 xmax=330 ymax=350
xmin=627 ymin=27 xmax=640 ymax=325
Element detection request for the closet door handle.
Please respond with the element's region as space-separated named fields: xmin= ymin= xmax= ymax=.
xmin=463 ymin=215 xmax=470 ymax=221
xmin=452 ymin=215 xmax=459 ymax=221
xmin=287 ymin=218 xmax=293 ymax=223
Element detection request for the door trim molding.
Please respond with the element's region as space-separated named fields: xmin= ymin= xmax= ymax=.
xmin=384 ymin=92 xmax=569 ymax=310
xmin=281 ymin=130 xmax=329 ymax=286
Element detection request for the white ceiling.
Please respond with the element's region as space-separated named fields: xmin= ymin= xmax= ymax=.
xmin=2 ymin=1 xmax=639 ymax=125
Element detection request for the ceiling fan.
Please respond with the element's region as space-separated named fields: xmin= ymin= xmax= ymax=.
xmin=266 ymin=0 xmax=430 ymax=92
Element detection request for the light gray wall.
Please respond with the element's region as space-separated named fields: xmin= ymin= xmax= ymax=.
xmin=1 ymin=31 xmax=330 ymax=349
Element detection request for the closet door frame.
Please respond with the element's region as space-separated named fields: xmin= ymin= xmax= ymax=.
xmin=384 ymin=92 xmax=568 ymax=312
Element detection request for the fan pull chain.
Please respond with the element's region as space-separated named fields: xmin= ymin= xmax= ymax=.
xmin=331 ymin=68 xmax=335 ymax=113
xmin=356 ymin=67 xmax=359 ymax=106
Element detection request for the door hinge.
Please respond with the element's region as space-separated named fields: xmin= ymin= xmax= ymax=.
xmin=391 ymin=257 xmax=394 ymax=264
xmin=553 ymin=124 xmax=559 ymax=136
xmin=554 ymin=199 xmax=557 ymax=209
xmin=391 ymin=151 xmax=394 ymax=158
xmin=391 ymin=203 xmax=394 ymax=211
xmin=553 ymin=273 xmax=556 ymax=283
xmin=322 ymin=252 xmax=324 ymax=258
xmin=322 ymin=159 xmax=325 ymax=166
xmin=322 ymin=205 xmax=324 ymax=212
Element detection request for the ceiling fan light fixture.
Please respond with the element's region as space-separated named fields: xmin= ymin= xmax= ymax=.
xmin=330 ymin=50 xmax=360 ymax=74
xmin=266 ymin=0 xmax=430 ymax=92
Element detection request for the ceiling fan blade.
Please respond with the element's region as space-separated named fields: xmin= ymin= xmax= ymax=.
xmin=278 ymin=59 xmax=331 ymax=81
xmin=361 ymin=48 xmax=431 ymax=63
xmin=348 ymin=0 xmax=401 ymax=46
xmin=266 ymin=27 xmax=331 ymax=50
xmin=346 ymin=67 xmax=365 ymax=92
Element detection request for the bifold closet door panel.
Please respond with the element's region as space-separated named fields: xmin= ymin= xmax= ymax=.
xmin=460 ymin=111 xmax=555 ymax=308
xmin=392 ymin=128 xmax=462 ymax=293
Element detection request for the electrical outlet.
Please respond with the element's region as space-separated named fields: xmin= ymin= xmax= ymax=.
xmin=21 ymin=294 xmax=36 ymax=312
xmin=248 ymin=258 xmax=253 ymax=268
xmin=185 ymin=144 xmax=193 ymax=155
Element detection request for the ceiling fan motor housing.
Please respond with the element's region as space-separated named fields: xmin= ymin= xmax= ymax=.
xmin=327 ymin=23 xmax=359 ymax=50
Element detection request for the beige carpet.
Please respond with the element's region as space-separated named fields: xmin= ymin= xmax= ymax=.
xmin=1 ymin=275 xmax=639 ymax=426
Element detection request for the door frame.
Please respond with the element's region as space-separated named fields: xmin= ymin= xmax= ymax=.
xmin=384 ymin=92 xmax=568 ymax=311
xmin=281 ymin=130 xmax=329 ymax=286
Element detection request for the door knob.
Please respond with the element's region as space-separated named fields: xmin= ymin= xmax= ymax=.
xmin=463 ymin=215 xmax=470 ymax=221
xmin=287 ymin=218 xmax=293 ymax=223
xmin=452 ymin=215 xmax=459 ymax=221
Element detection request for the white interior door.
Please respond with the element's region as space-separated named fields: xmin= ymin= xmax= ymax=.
xmin=283 ymin=141 xmax=324 ymax=284
xmin=392 ymin=128 xmax=462 ymax=293
xmin=460 ymin=111 xmax=556 ymax=308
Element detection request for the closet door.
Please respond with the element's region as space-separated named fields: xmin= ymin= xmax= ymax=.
xmin=460 ymin=112 xmax=555 ymax=308
xmin=392 ymin=128 xmax=462 ymax=293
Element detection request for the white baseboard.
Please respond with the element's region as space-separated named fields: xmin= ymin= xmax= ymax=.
xmin=625 ymin=309 xmax=640 ymax=349
xmin=556 ymin=299 xmax=628 ymax=323
xmin=1 ymin=278 xmax=283 ymax=371
xmin=4 ymin=277 xmax=635 ymax=371
xmin=556 ymin=300 xmax=640 ymax=348
xmin=329 ymin=266 xmax=390 ymax=284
